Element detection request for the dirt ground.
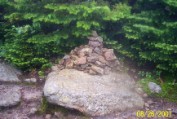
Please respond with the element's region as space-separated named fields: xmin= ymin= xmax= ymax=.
xmin=0 ymin=62 xmax=177 ymax=119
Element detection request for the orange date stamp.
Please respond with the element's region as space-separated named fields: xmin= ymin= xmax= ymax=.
xmin=136 ymin=110 xmax=172 ymax=118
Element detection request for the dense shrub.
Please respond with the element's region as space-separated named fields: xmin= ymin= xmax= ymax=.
xmin=0 ymin=0 xmax=7 ymax=54
xmin=0 ymin=0 xmax=176 ymax=76
xmin=1 ymin=0 xmax=130 ymax=70
xmin=105 ymin=0 xmax=177 ymax=75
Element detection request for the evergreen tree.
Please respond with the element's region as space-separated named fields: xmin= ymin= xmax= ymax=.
xmin=107 ymin=0 xmax=177 ymax=75
xmin=2 ymin=0 xmax=130 ymax=70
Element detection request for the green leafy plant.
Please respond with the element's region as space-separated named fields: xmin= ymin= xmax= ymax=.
xmin=1 ymin=0 xmax=130 ymax=71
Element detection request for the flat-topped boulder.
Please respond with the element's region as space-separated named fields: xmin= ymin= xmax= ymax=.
xmin=0 ymin=62 xmax=21 ymax=82
xmin=44 ymin=69 xmax=144 ymax=116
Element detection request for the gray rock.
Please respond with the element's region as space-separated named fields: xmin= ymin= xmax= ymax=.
xmin=88 ymin=69 xmax=97 ymax=75
xmin=79 ymin=47 xmax=93 ymax=55
xmin=44 ymin=69 xmax=144 ymax=116
xmin=0 ymin=63 xmax=21 ymax=82
xmin=91 ymin=65 xmax=104 ymax=75
xmin=63 ymin=55 xmax=70 ymax=60
xmin=87 ymin=56 xmax=98 ymax=63
xmin=75 ymin=57 xmax=87 ymax=65
xmin=104 ymin=49 xmax=117 ymax=61
xmin=148 ymin=82 xmax=162 ymax=93
xmin=0 ymin=85 xmax=21 ymax=107
xmin=94 ymin=47 xmax=102 ymax=54
xmin=29 ymin=107 xmax=38 ymax=115
xmin=172 ymin=109 xmax=177 ymax=114
xmin=24 ymin=78 xmax=37 ymax=83
xmin=89 ymin=40 xmax=102 ymax=48
xmin=45 ymin=114 xmax=52 ymax=119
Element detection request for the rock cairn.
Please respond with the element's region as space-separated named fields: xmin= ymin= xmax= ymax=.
xmin=58 ymin=31 xmax=121 ymax=75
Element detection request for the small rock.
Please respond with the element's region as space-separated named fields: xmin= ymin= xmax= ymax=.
xmin=24 ymin=78 xmax=37 ymax=83
xmin=70 ymin=50 xmax=75 ymax=55
xmin=98 ymin=56 xmax=108 ymax=64
xmin=29 ymin=107 xmax=38 ymax=115
xmin=70 ymin=55 xmax=79 ymax=60
xmin=78 ymin=52 xmax=85 ymax=57
xmin=91 ymin=65 xmax=104 ymax=75
xmin=89 ymin=69 xmax=97 ymax=75
xmin=94 ymin=47 xmax=102 ymax=54
xmin=45 ymin=114 xmax=52 ymax=119
xmin=92 ymin=31 xmax=98 ymax=37
xmin=167 ymin=108 xmax=172 ymax=111
xmin=63 ymin=55 xmax=70 ymax=60
xmin=88 ymin=32 xmax=103 ymax=43
xmin=148 ymin=82 xmax=162 ymax=93
xmin=89 ymin=40 xmax=102 ymax=48
xmin=54 ymin=112 xmax=62 ymax=118
xmin=104 ymin=49 xmax=117 ymax=61
xmin=172 ymin=109 xmax=177 ymax=114
xmin=65 ymin=60 xmax=74 ymax=69
xmin=74 ymin=47 xmax=79 ymax=52
xmin=95 ymin=61 xmax=105 ymax=67
xmin=102 ymin=48 xmax=108 ymax=52
xmin=0 ymin=62 xmax=21 ymax=82
xmin=79 ymin=48 xmax=93 ymax=55
xmin=87 ymin=56 xmax=98 ymax=63
xmin=39 ymin=79 xmax=44 ymax=83
xmin=75 ymin=57 xmax=87 ymax=65
xmin=80 ymin=64 xmax=89 ymax=69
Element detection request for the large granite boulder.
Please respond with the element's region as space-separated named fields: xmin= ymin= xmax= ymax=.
xmin=44 ymin=69 xmax=144 ymax=116
xmin=0 ymin=85 xmax=21 ymax=107
xmin=0 ymin=62 xmax=21 ymax=82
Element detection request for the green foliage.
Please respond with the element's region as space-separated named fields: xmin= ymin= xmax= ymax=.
xmin=105 ymin=0 xmax=177 ymax=75
xmin=38 ymin=97 xmax=48 ymax=114
xmin=1 ymin=0 xmax=130 ymax=71
xmin=38 ymin=70 xmax=45 ymax=79
xmin=2 ymin=25 xmax=46 ymax=70
xmin=1 ymin=0 xmax=177 ymax=76
xmin=0 ymin=1 xmax=8 ymax=55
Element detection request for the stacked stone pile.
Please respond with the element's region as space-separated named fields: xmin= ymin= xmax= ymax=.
xmin=58 ymin=31 xmax=121 ymax=75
